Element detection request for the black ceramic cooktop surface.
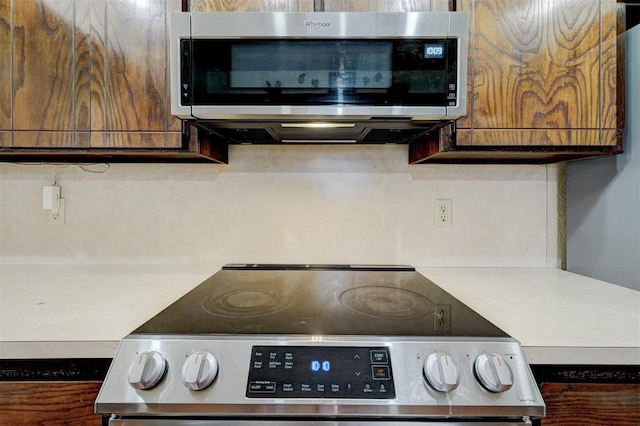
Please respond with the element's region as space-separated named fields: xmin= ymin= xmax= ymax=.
xmin=133 ymin=264 xmax=508 ymax=337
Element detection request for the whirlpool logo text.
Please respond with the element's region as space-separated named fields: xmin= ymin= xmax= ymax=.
xmin=304 ymin=20 xmax=332 ymax=29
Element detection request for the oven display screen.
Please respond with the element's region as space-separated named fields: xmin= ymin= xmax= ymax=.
xmin=310 ymin=360 xmax=331 ymax=372
xmin=246 ymin=346 xmax=395 ymax=399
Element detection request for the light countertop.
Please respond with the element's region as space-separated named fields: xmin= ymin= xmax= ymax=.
xmin=417 ymin=268 xmax=640 ymax=365
xmin=0 ymin=264 xmax=221 ymax=359
xmin=1 ymin=264 xmax=638 ymax=365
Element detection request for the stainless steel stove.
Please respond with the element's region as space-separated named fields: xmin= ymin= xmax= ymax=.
xmin=96 ymin=264 xmax=545 ymax=425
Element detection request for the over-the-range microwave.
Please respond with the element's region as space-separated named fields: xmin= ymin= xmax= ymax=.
xmin=170 ymin=11 xmax=468 ymax=145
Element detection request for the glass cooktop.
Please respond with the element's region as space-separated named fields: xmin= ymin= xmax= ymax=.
xmin=133 ymin=264 xmax=508 ymax=337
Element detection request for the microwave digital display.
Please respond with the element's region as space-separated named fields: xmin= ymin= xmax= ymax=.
xmin=424 ymin=42 xmax=445 ymax=59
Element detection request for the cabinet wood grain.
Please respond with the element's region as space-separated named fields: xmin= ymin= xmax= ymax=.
xmin=105 ymin=0 xmax=165 ymax=134
xmin=190 ymin=0 xmax=314 ymax=12
xmin=600 ymin=0 xmax=620 ymax=131
xmin=540 ymin=383 xmax=640 ymax=425
xmin=456 ymin=0 xmax=620 ymax=146
xmin=3 ymin=0 xmax=185 ymax=152
xmin=412 ymin=0 xmax=624 ymax=163
xmin=101 ymin=0 xmax=182 ymax=147
xmin=13 ymin=1 xmax=75 ymax=138
xmin=323 ymin=0 xmax=449 ymax=12
xmin=0 ymin=0 xmax=10 ymax=133
xmin=0 ymin=381 xmax=102 ymax=426
xmin=474 ymin=0 xmax=600 ymax=130
xmin=457 ymin=129 xmax=615 ymax=146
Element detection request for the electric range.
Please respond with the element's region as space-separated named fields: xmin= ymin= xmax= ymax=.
xmin=96 ymin=264 xmax=545 ymax=425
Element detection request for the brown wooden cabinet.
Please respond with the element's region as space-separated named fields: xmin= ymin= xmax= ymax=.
xmin=0 ymin=0 xmax=217 ymax=161
xmin=0 ymin=381 xmax=103 ymax=426
xmin=4 ymin=0 xmax=183 ymax=149
xmin=539 ymin=382 xmax=640 ymax=425
xmin=190 ymin=0 xmax=313 ymax=12
xmin=412 ymin=0 xmax=625 ymax=163
xmin=0 ymin=0 xmax=10 ymax=146
xmin=323 ymin=0 xmax=449 ymax=12
xmin=531 ymin=365 xmax=640 ymax=426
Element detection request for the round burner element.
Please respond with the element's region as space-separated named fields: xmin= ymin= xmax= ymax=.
xmin=202 ymin=288 xmax=295 ymax=318
xmin=340 ymin=286 xmax=432 ymax=319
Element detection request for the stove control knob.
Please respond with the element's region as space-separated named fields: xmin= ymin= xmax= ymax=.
xmin=423 ymin=352 xmax=459 ymax=392
xmin=474 ymin=353 xmax=513 ymax=393
xmin=182 ymin=350 xmax=218 ymax=391
xmin=128 ymin=350 xmax=167 ymax=390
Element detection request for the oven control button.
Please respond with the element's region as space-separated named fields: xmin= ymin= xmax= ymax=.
xmin=423 ymin=352 xmax=459 ymax=392
xmin=474 ymin=353 xmax=513 ymax=393
xmin=182 ymin=350 xmax=219 ymax=391
xmin=128 ymin=350 xmax=167 ymax=390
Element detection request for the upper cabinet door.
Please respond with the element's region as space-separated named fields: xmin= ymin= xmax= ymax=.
xmin=104 ymin=0 xmax=167 ymax=132
xmin=0 ymin=0 xmax=10 ymax=147
xmin=93 ymin=0 xmax=184 ymax=148
xmin=456 ymin=0 xmax=620 ymax=148
xmin=190 ymin=1 xmax=314 ymax=12
xmin=13 ymin=1 xmax=76 ymax=138
xmin=4 ymin=0 xmax=185 ymax=149
xmin=470 ymin=0 xmax=606 ymax=130
xmin=323 ymin=0 xmax=450 ymax=12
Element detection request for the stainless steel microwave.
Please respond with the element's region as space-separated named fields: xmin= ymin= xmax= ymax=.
xmin=170 ymin=11 xmax=468 ymax=144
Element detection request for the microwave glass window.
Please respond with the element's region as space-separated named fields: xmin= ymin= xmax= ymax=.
xmin=230 ymin=41 xmax=392 ymax=89
xmin=188 ymin=39 xmax=456 ymax=106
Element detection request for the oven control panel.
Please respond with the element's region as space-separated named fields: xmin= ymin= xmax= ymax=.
xmin=246 ymin=346 xmax=395 ymax=399
xmin=96 ymin=336 xmax=546 ymax=420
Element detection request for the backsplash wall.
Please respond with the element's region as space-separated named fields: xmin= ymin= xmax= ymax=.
xmin=0 ymin=145 xmax=560 ymax=267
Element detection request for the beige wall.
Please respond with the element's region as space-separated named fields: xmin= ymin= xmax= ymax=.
xmin=0 ymin=145 xmax=559 ymax=267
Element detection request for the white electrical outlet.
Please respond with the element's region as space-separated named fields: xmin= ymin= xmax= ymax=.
xmin=435 ymin=199 xmax=452 ymax=227
xmin=48 ymin=198 xmax=66 ymax=225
